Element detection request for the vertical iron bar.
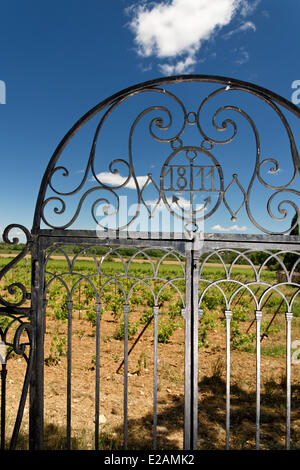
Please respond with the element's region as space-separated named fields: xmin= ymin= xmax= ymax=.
xmin=246 ymin=291 xmax=272 ymax=334
xmin=153 ymin=306 xmax=159 ymax=450
xmin=225 ymin=310 xmax=232 ymax=450
xmin=198 ymin=308 xmax=204 ymax=449
xmin=285 ymin=311 xmax=293 ymax=450
xmin=116 ymin=315 xmax=154 ymax=374
xmin=260 ymin=298 xmax=284 ymax=342
xmin=66 ymin=300 xmax=73 ymax=450
xmin=29 ymin=238 xmax=45 ymax=450
xmin=1 ymin=365 xmax=7 ymax=450
xmin=10 ymin=330 xmax=35 ymax=451
xmin=184 ymin=248 xmax=192 ymax=450
xmin=95 ymin=301 xmax=101 ymax=450
xmin=192 ymin=248 xmax=199 ymax=450
xmin=255 ymin=310 xmax=262 ymax=449
xmin=123 ymin=303 xmax=129 ymax=450
xmin=184 ymin=239 xmax=199 ymax=450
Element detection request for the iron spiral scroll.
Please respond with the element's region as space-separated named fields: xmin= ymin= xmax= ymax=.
xmin=0 ymin=317 xmax=34 ymax=450
xmin=0 ymin=224 xmax=33 ymax=450
xmin=32 ymin=75 xmax=300 ymax=236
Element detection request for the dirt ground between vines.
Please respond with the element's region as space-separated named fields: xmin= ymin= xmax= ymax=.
xmin=4 ymin=309 xmax=300 ymax=451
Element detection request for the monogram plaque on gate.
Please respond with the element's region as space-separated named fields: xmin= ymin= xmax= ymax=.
xmin=160 ymin=146 xmax=224 ymax=224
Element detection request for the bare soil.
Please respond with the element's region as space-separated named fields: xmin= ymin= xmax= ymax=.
xmin=3 ymin=307 xmax=300 ymax=451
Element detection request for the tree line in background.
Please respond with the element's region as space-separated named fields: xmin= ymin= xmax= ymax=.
xmin=0 ymin=216 xmax=299 ymax=271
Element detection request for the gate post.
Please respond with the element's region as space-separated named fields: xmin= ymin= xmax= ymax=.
xmin=184 ymin=236 xmax=200 ymax=450
xmin=29 ymin=235 xmax=45 ymax=450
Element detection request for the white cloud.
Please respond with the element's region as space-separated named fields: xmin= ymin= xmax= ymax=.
xmin=240 ymin=0 xmax=261 ymax=17
xmin=95 ymin=172 xmax=149 ymax=189
xmin=129 ymin=0 xmax=242 ymax=58
xmin=240 ymin=20 xmax=256 ymax=32
xmin=0 ymin=226 xmax=26 ymax=243
xmin=212 ymin=224 xmax=248 ymax=232
xmin=223 ymin=20 xmax=256 ymax=38
xmin=159 ymin=55 xmax=197 ymax=75
xmin=234 ymin=46 xmax=249 ymax=64
xmin=261 ymin=10 xmax=270 ymax=19
xmin=128 ymin=0 xmax=246 ymax=73
xmin=138 ymin=62 xmax=153 ymax=72
xmin=146 ymin=196 xmax=208 ymax=213
xmin=146 ymin=196 xmax=191 ymax=208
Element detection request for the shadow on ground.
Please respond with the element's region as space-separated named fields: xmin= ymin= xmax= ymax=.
xmin=10 ymin=375 xmax=300 ymax=450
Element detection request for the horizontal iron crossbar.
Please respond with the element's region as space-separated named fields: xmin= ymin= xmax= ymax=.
xmin=35 ymin=230 xmax=300 ymax=251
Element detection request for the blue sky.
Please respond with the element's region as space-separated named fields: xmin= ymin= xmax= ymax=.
xmin=0 ymin=0 xmax=300 ymax=240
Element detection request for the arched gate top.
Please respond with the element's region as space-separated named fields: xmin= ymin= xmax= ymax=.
xmin=32 ymin=74 xmax=300 ymax=237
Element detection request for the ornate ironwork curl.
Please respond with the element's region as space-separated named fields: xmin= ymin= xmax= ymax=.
xmin=0 ymin=225 xmax=31 ymax=308
xmin=0 ymin=312 xmax=34 ymax=450
xmin=0 ymin=314 xmax=33 ymax=363
xmin=32 ymin=75 xmax=300 ymax=235
xmin=196 ymin=85 xmax=300 ymax=233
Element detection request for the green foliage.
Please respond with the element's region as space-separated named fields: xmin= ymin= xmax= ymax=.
xmin=289 ymin=214 xmax=299 ymax=236
xmin=284 ymin=252 xmax=300 ymax=273
xmin=137 ymin=352 xmax=147 ymax=375
xmin=0 ymin=242 xmax=26 ymax=253
xmin=276 ymin=215 xmax=299 ymax=272
xmin=231 ymin=323 xmax=255 ymax=350
xmin=129 ymin=291 xmax=145 ymax=306
xmin=113 ymin=318 xmax=139 ymax=341
xmin=53 ymin=302 xmax=69 ymax=321
xmin=84 ymin=305 xmax=100 ymax=328
xmin=140 ymin=308 xmax=153 ymax=325
xmin=261 ymin=344 xmax=286 ymax=358
xmin=202 ymin=295 xmax=220 ymax=310
xmin=157 ymin=318 xmax=178 ymax=343
xmin=168 ymin=300 xmax=182 ymax=319
xmin=261 ymin=319 xmax=283 ymax=335
xmin=98 ymin=431 xmax=122 ymax=450
xmin=45 ymin=333 xmax=67 ymax=366
xmin=0 ymin=315 xmax=11 ymax=331
xmin=292 ymin=302 xmax=300 ymax=317
xmin=221 ymin=316 xmax=255 ymax=351
xmin=102 ymin=293 xmax=124 ymax=321
xmin=2 ymin=248 xmax=299 ymax=355
xmin=243 ymin=344 xmax=286 ymax=358
xmin=233 ymin=305 xmax=249 ymax=322
xmin=198 ymin=313 xmax=217 ymax=348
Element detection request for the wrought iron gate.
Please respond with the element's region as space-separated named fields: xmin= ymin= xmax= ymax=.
xmin=1 ymin=75 xmax=300 ymax=450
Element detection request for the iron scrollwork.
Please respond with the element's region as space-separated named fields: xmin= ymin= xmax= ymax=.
xmin=196 ymin=84 xmax=300 ymax=233
xmin=0 ymin=313 xmax=34 ymax=450
xmin=32 ymin=76 xmax=300 ymax=236
xmin=0 ymin=224 xmax=31 ymax=308
xmin=0 ymin=224 xmax=33 ymax=449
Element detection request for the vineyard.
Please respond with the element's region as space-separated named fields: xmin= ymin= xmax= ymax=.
xmin=1 ymin=246 xmax=300 ymax=450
